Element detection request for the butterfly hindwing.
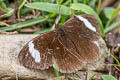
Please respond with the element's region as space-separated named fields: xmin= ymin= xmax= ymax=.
xmin=62 ymin=14 xmax=101 ymax=63
xmin=52 ymin=35 xmax=84 ymax=73
xmin=63 ymin=14 xmax=101 ymax=41
xmin=65 ymin=33 xmax=100 ymax=63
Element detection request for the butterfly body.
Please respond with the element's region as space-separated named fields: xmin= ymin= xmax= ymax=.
xmin=56 ymin=27 xmax=66 ymax=37
xmin=18 ymin=14 xmax=101 ymax=73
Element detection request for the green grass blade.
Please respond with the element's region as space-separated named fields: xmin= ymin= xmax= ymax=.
xmin=37 ymin=0 xmax=52 ymax=2
xmin=70 ymin=3 xmax=105 ymax=37
xmin=83 ymin=0 xmax=90 ymax=4
xmin=63 ymin=0 xmax=71 ymax=6
xmin=106 ymin=51 xmax=120 ymax=67
xmin=0 ymin=16 xmax=47 ymax=31
xmin=105 ymin=8 xmax=120 ymax=27
xmin=72 ymin=77 xmax=76 ymax=80
xmin=97 ymin=0 xmax=101 ymax=15
xmin=73 ymin=0 xmax=78 ymax=3
xmin=83 ymin=0 xmax=87 ymax=4
xmin=89 ymin=73 xmax=96 ymax=80
xmin=59 ymin=0 xmax=64 ymax=4
xmin=53 ymin=61 xmax=60 ymax=80
xmin=104 ymin=20 xmax=120 ymax=33
xmin=25 ymin=2 xmax=70 ymax=15
xmin=101 ymin=75 xmax=117 ymax=80
xmin=34 ymin=28 xmax=51 ymax=34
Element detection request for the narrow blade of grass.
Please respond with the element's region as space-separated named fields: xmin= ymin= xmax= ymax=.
xmin=58 ymin=0 xmax=64 ymax=4
xmin=70 ymin=3 xmax=105 ymax=37
xmin=101 ymin=75 xmax=117 ymax=80
xmin=105 ymin=8 xmax=120 ymax=27
xmin=63 ymin=0 xmax=71 ymax=6
xmin=106 ymin=51 xmax=120 ymax=67
xmin=37 ymin=0 xmax=52 ymax=2
xmin=89 ymin=73 xmax=96 ymax=80
xmin=83 ymin=0 xmax=90 ymax=4
xmin=72 ymin=77 xmax=76 ymax=80
xmin=25 ymin=2 xmax=70 ymax=15
xmin=0 ymin=16 xmax=47 ymax=31
xmin=73 ymin=0 xmax=78 ymax=3
xmin=97 ymin=0 xmax=101 ymax=15
xmin=53 ymin=61 xmax=60 ymax=80
xmin=34 ymin=28 xmax=51 ymax=34
xmin=104 ymin=20 xmax=120 ymax=33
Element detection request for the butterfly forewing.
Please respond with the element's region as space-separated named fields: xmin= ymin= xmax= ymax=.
xmin=18 ymin=31 xmax=55 ymax=69
xmin=63 ymin=15 xmax=101 ymax=41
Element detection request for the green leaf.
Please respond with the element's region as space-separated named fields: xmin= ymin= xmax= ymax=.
xmin=19 ymin=0 xmax=24 ymax=6
xmin=0 ymin=1 xmax=14 ymax=18
xmin=104 ymin=20 xmax=120 ymax=33
xmin=20 ymin=7 xmax=30 ymax=15
xmin=104 ymin=7 xmax=115 ymax=19
xmin=106 ymin=8 xmax=120 ymax=27
xmin=101 ymin=75 xmax=117 ymax=80
xmin=70 ymin=3 xmax=105 ymax=37
xmin=89 ymin=0 xmax=96 ymax=8
xmin=0 ymin=16 xmax=47 ymax=31
xmin=0 ymin=1 xmax=7 ymax=11
xmin=0 ymin=8 xmax=14 ymax=18
xmin=25 ymin=2 xmax=70 ymax=15
xmin=106 ymin=51 xmax=120 ymax=67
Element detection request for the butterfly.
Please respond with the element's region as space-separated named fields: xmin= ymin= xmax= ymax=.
xmin=18 ymin=14 xmax=101 ymax=73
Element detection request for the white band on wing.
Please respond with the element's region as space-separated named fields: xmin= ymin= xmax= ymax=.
xmin=28 ymin=41 xmax=41 ymax=63
xmin=76 ymin=15 xmax=96 ymax=32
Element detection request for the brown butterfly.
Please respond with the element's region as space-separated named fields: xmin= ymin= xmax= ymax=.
xmin=18 ymin=14 xmax=101 ymax=73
